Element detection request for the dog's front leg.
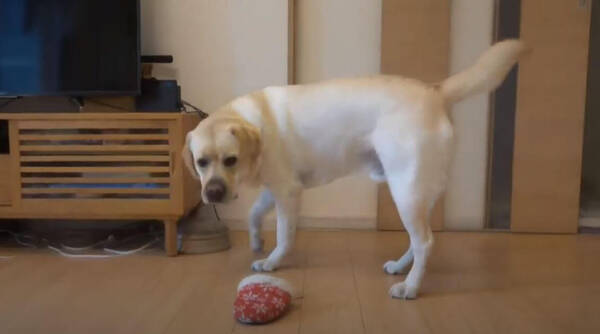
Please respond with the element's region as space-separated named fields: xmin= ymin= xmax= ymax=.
xmin=251 ymin=185 xmax=301 ymax=272
xmin=248 ymin=188 xmax=275 ymax=252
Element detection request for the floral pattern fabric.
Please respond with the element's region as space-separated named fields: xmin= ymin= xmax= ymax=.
xmin=234 ymin=283 xmax=291 ymax=324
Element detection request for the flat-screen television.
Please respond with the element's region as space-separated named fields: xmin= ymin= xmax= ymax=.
xmin=0 ymin=0 xmax=140 ymax=97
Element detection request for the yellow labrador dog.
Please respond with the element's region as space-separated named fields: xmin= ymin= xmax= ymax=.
xmin=183 ymin=40 xmax=526 ymax=299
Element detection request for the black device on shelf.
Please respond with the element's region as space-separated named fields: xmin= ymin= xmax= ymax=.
xmin=141 ymin=55 xmax=174 ymax=64
xmin=136 ymin=54 xmax=181 ymax=112
xmin=0 ymin=0 xmax=141 ymax=97
xmin=136 ymin=79 xmax=181 ymax=112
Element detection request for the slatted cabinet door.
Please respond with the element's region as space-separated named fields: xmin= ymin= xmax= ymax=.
xmin=15 ymin=119 xmax=179 ymax=216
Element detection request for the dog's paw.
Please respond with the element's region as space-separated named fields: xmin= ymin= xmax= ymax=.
xmin=383 ymin=260 xmax=409 ymax=275
xmin=250 ymin=238 xmax=264 ymax=253
xmin=388 ymin=281 xmax=418 ymax=299
xmin=251 ymin=258 xmax=277 ymax=272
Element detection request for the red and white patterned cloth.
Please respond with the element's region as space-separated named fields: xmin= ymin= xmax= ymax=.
xmin=234 ymin=275 xmax=293 ymax=324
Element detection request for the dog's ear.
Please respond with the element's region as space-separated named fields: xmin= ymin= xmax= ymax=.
xmin=230 ymin=122 xmax=262 ymax=181
xmin=182 ymin=132 xmax=200 ymax=181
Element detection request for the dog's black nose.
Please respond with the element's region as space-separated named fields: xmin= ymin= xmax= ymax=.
xmin=205 ymin=179 xmax=226 ymax=202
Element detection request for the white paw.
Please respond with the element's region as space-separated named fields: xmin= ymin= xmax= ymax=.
xmin=250 ymin=238 xmax=264 ymax=253
xmin=388 ymin=281 xmax=418 ymax=299
xmin=383 ymin=260 xmax=409 ymax=275
xmin=251 ymin=258 xmax=277 ymax=272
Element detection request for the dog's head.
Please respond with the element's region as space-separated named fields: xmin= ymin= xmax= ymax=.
xmin=183 ymin=115 xmax=262 ymax=204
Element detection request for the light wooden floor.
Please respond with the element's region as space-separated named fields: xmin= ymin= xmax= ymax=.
xmin=1 ymin=230 xmax=600 ymax=334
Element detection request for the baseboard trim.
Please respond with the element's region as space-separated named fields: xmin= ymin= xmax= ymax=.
xmin=224 ymin=217 xmax=376 ymax=231
xmin=580 ymin=217 xmax=600 ymax=228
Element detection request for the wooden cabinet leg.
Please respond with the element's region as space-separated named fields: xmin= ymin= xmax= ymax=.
xmin=163 ymin=219 xmax=178 ymax=256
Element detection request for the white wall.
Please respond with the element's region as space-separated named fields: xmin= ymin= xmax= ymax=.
xmin=141 ymin=0 xmax=289 ymax=222
xmin=141 ymin=0 xmax=288 ymax=111
xmin=142 ymin=0 xmax=382 ymax=229
xmin=445 ymin=0 xmax=495 ymax=230
xmin=295 ymin=0 xmax=382 ymax=227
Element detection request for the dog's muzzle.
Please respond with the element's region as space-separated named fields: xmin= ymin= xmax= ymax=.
xmin=205 ymin=178 xmax=227 ymax=203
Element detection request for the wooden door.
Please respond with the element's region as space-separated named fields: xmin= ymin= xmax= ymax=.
xmin=377 ymin=0 xmax=450 ymax=230
xmin=511 ymin=0 xmax=591 ymax=233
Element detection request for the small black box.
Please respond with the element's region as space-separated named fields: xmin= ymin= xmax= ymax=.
xmin=135 ymin=79 xmax=181 ymax=112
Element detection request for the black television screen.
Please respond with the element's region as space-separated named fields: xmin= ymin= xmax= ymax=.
xmin=0 ymin=0 xmax=140 ymax=97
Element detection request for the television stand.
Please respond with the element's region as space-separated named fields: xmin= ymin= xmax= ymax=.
xmin=0 ymin=111 xmax=202 ymax=256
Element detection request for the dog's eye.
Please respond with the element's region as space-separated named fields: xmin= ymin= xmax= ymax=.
xmin=197 ymin=158 xmax=210 ymax=168
xmin=223 ymin=156 xmax=238 ymax=167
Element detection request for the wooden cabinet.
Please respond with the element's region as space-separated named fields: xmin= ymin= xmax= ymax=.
xmin=0 ymin=155 xmax=10 ymax=206
xmin=0 ymin=112 xmax=202 ymax=255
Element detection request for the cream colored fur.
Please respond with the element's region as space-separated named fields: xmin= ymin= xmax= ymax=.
xmin=184 ymin=39 xmax=527 ymax=299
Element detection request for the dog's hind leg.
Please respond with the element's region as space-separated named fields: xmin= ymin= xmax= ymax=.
xmin=384 ymin=173 xmax=436 ymax=299
xmin=383 ymin=190 xmax=443 ymax=275
xmin=248 ymin=188 xmax=274 ymax=252
xmin=372 ymin=113 xmax=451 ymax=299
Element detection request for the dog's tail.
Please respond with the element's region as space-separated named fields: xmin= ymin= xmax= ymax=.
xmin=440 ymin=39 xmax=529 ymax=103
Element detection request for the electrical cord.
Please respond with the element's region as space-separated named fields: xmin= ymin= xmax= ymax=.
xmin=89 ymin=97 xmax=207 ymax=116
xmin=0 ymin=228 xmax=159 ymax=259
xmin=181 ymin=99 xmax=208 ymax=119
xmin=212 ymin=204 xmax=221 ymax=221
xmin=87 ymin=96 xmax=208 ymax=118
